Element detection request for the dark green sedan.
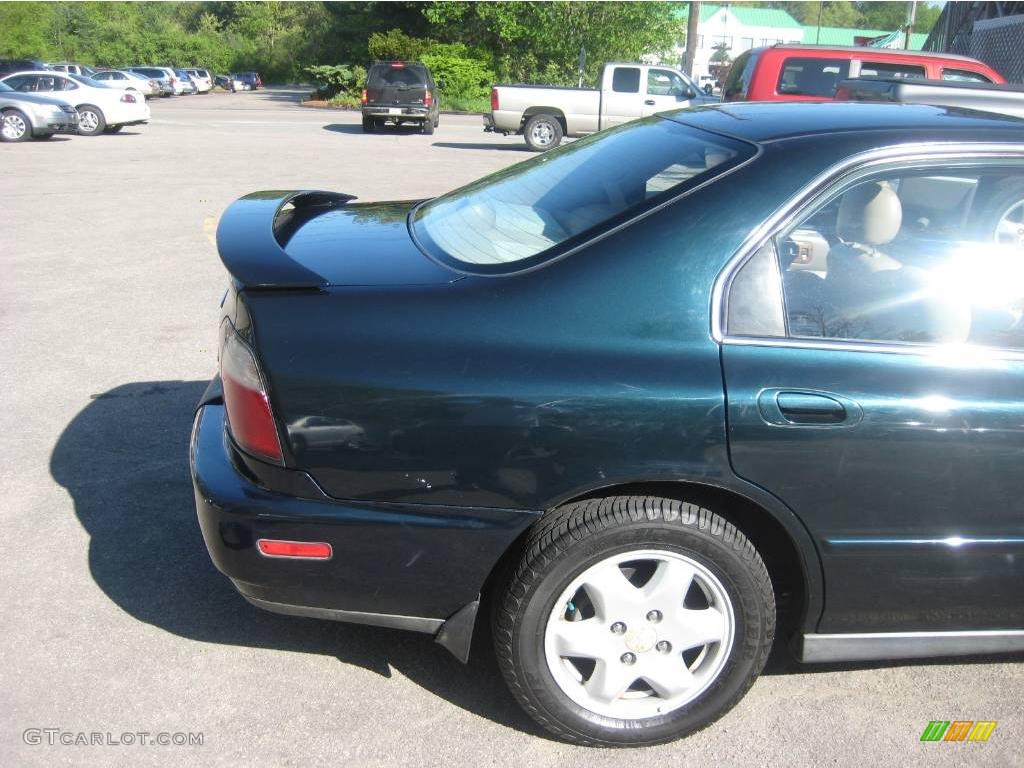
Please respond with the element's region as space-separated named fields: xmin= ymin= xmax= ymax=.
xmin=192 ymin=101 xmax=1024 ymax=746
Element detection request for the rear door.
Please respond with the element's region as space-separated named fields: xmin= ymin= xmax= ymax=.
xmin=601 ymin=65 xmax=644 ymax=127
xmin=365 ymin=63 xmax=427 ymax=109
xmin=719 ymin=148 xmax=1024 ymax=635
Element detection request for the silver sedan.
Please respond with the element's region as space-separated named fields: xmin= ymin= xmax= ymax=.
xmin=0 ymin=81 xmax=78 ymax=141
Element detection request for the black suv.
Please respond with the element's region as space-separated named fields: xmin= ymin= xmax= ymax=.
xmin=361 ymin=60 xmax=439 ymax=134
xmin=0 ymin=59 xmax=49 ymax=76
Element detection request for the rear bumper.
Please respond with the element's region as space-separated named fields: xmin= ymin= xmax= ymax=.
xmin=362 ymin=106 xmax=429 ymax=118
xmin=190 ymin=403 xmax=538 ymax=643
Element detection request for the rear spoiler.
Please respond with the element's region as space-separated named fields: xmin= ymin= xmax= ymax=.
xmin=216 ymin=190 xmax=356 ymax=289
xmin=834 ymin=77 xmax=1024 ymax=120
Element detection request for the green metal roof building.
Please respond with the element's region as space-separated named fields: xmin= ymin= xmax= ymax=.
xmin=803 ymin=26 xmax=929 ymax=50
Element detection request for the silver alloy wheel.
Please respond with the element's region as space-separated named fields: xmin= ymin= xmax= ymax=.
xmin=1 ymin=111 xmax=27 ymax=140
xmin=995 ymin=200 xmax=1024 ymax=248
xmin=544 ymin=549 xmax=735 ymax=720
xmin=79 ymin=109 xmax=99 ymax=133
xmin=529 ymin=119 xmax=556 ymax=148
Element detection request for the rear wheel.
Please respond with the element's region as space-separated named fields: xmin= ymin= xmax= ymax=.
xmin=421 ymin=118 xmax=435 ymax=135
xmin=0 ymin=109 xmax=30 ymax=142
xmin=76 ymin=104 xmax=105 ymax=136
xmin=523 ymin=113 xmax=563 ymax=152
xmin=494 ymin=496 xmax=775 ymax=747
xmin=361 ymin=116 xmax=375 ymax=133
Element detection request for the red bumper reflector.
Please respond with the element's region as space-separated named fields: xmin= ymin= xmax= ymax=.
xmin=257 ymin=539 xmax=333 ymax=559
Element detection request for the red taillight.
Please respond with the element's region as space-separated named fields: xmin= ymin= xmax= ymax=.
xmin=424 ymin=88 xmax=432 ymax=107
xmin=121 ymin=93 xmax=136 ymax=103
xmin=361 ymin=88 xmax=367 ymax=104
xmin=220 ymin=324 xmax=284 ymax=464
xmin=257 ymin=539 xmax=333 ymax=559
xmin=490 ymin=87 xmax=499 ymax=111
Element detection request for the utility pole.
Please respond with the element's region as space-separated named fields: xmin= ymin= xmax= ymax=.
xmin=683 ymin=1 xmax=700 ymax=76
xmin=905 ymin=0 xmax=917 ymax=49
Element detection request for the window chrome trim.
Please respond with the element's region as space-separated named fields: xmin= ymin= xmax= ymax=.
xmin=712 ymin=142 xmax=1024 ymax=356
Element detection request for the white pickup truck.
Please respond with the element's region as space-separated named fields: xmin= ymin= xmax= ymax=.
xmin=484 ymin=62 xmax=716 ymax=151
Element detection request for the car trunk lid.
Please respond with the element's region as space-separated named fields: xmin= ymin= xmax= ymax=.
xmin=216 ymin=190 xmax=457 ymax=289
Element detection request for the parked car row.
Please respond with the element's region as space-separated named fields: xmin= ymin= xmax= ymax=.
xmin=0 ymin=69 xmax=149 ymax=140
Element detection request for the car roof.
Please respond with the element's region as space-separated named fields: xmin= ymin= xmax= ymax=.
xmin=2 ymin=70 xmax=74 ymax=77
xmin=761 ymin=44 xmax=984 ymax=64
xmin=661 ymin=101 xmax=1024 ymax=143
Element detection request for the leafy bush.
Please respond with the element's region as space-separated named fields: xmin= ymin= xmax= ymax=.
xmin=367 ymin=29 xmax=433 ymax=61
xmin=304 ymin=63 xmax=366 ymax=99
xmin=421 ymin=43 xmax=495 ymax=102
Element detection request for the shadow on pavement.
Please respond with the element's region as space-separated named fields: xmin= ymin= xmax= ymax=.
xmin=51 ymin=381 xmax=1023 ymax=730
xmin=322 ymin=123 xmax=429 ymax=136
xmin=50 ymin=380 xmax=540 ymax=737
xmin=431 ymin=141 xmax=529 ymax=152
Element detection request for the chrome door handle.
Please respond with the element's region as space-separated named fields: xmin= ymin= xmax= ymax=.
xmin=644 ymin=99 xmax=656 ymax=105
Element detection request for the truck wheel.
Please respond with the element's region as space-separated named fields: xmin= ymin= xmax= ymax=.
xmin=421 ymin=118 xmax=435 ymax=135
xmin=524 ymin=114 xmax=563 ymax=152
xmin=494 ymin=496 xmax=775 ymax=746
xmin=361 ymin=116 xmax=375 ymax=133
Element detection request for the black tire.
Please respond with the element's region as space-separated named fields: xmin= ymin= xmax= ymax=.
xmin=421 ymin=118 xmax=435 ymax=135
xmin=971 ymin=177 xmax=1024 ymax=245
xmin=493 ymin=496 xmax=775 ymax=747
xmin=76 ymin=104 xmax=106 ymax=136
xmin=361 ymin=116 xmax=375 ymax=133
xmin=103 ymin=125 xmax=124 ymax=134
xmin=523 ymin=113 xmax=563 ymax=152
xmin=0 ymin=108 xmax=31 ymax=142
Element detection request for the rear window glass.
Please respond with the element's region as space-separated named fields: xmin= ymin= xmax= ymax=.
xmin=942 ymin=68 xmax=993 ymax=83
xmin=412 ymin=118 xmax=754 ymax=272
xmin=859 ymin=61 xmax=926 ymax=79
xmin=611 ymin=67 xmax=641 ymax=93
xmin=777 ymin=57 xmax=849 ymax=97
xmin=368 ymin=65 xmax=427 ymax=87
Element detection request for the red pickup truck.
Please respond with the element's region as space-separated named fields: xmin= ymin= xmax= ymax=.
xmin=723 ymin=44 xmax=1005 ymax=102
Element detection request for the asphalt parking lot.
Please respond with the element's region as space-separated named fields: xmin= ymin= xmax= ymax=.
xmin=3 ymin=87 xmax=1022 ymax=767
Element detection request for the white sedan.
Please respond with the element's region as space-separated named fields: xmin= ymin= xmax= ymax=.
xmin=0 ymin=71 xmax=149 ymax=135
xmin=91 ymin=69 xmax=159 ymax=98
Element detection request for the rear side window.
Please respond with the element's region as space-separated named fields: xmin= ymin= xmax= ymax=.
xmin=368 ymin=65 xmax=427 ymax=87
xmin=723 ymin=50 xmax=758 ymax=100
xmin=859 ymin=61 xmax=926 ymax=79
xmin=413 ymin=119 xmax=754 ymax=272
xmin=777 ymin=57 xmax=848 ymax=97
xmin=611 ymin=67 xmax=641 ymax=93
xmin=942 ymin=68 xmax=993 ymax=84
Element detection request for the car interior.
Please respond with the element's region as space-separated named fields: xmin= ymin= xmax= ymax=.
xmin=779 ymin=173 xmax=1024 ymax=347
